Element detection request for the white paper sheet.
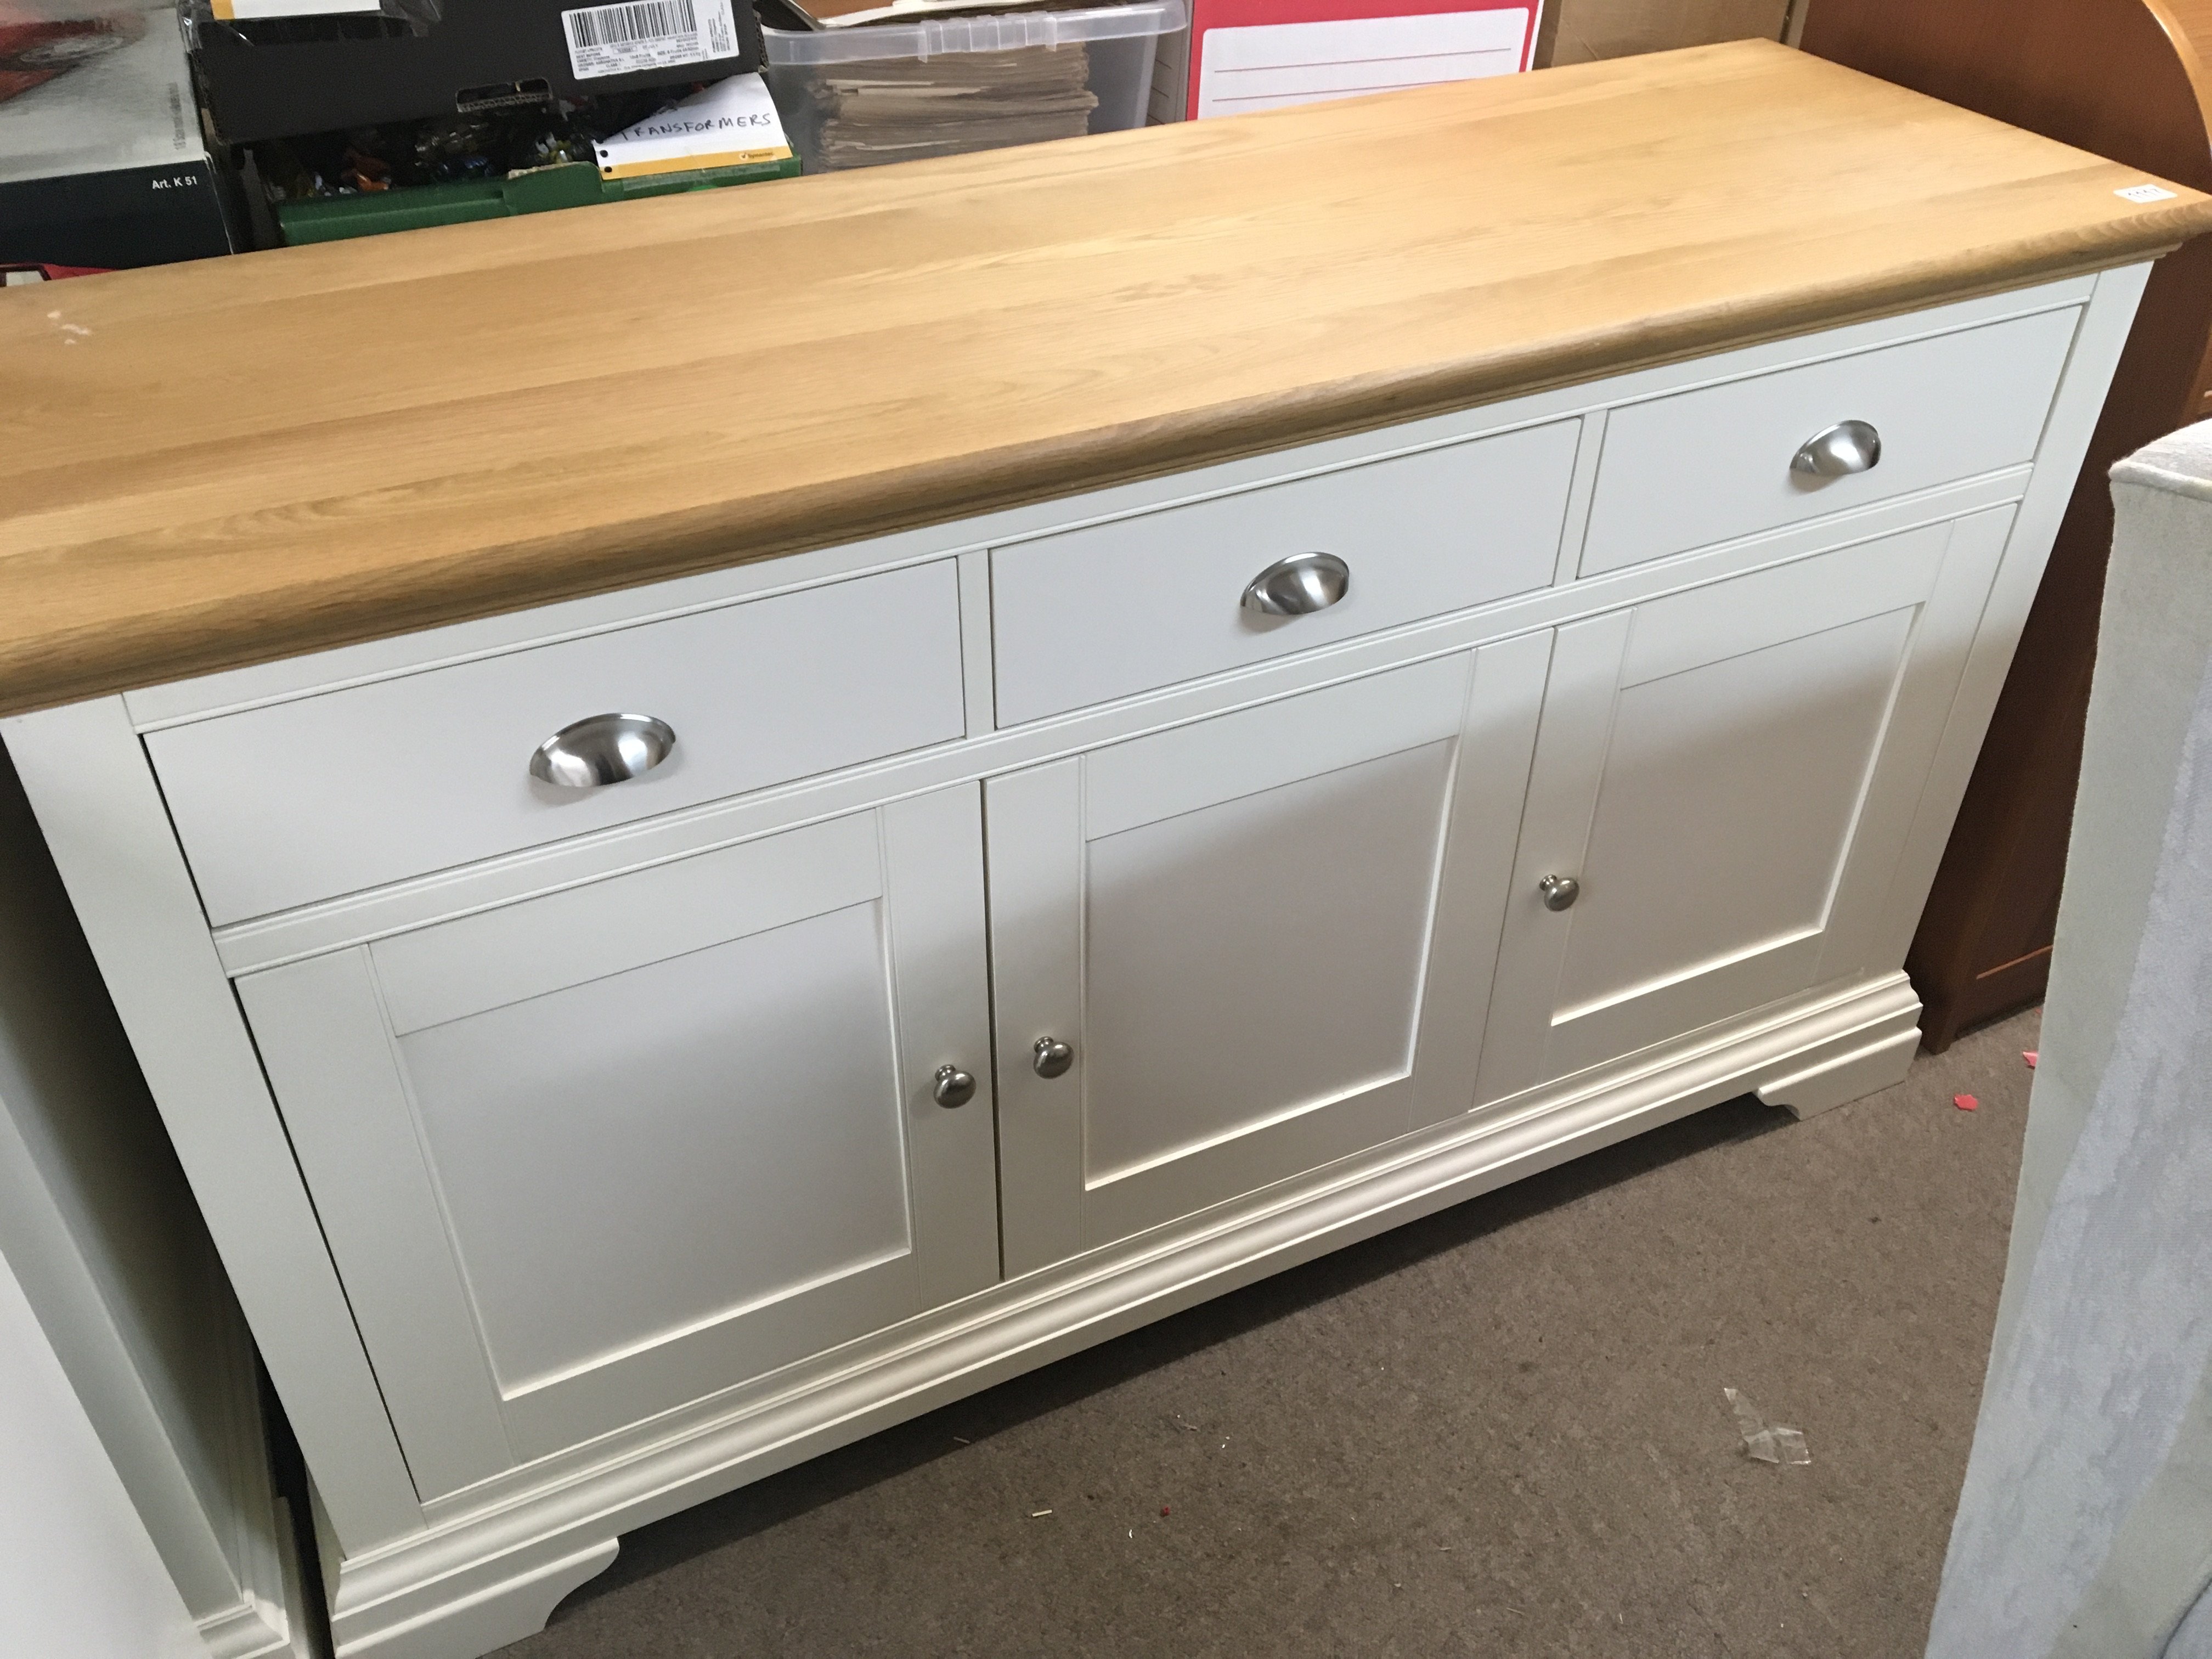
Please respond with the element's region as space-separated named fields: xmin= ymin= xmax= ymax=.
xmin=1195 ymin=5 xmax=1528 ymax=118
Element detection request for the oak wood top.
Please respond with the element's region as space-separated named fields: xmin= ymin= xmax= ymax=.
xmin=6 ymin=40 xmax=2211 ymax=716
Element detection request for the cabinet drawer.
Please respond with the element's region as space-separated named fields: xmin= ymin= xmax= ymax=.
xmin=989 ymin=420 xmax=1580 ymax=725
xmin=1579 ymin=307 xmax=2081 ymax=575
xmin=149 ymin=561 xmax=967 ymax=925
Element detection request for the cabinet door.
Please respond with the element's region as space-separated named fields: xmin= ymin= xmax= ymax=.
xmin=989 ymin=639 xmax=1551 ymax=1276
xmin=1477 ymin=512 xmax=2014 ymax=1104
xmin=235 ymin=787 xmax=997 ymax=1498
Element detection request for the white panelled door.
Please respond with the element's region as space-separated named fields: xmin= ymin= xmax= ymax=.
xmin=236 ymin=786 xmax=998 ymax=1497
xmin=988 ymin=637 xmax=1552 ymax=1276
xmin=1477 ymin=511 xmax=2017 ymax=1105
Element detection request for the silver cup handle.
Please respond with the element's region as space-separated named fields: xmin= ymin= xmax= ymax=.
xmin=529 ymin=713 xmax=676 ymax=790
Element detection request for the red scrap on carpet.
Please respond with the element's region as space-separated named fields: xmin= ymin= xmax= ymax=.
xmin=2024 ymin=1051 xmax=2039 ymax=1068
xmin=1954 ymin=1093 xmax=1979 ymax=1111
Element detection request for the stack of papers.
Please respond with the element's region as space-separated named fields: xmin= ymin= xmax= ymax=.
xmin=797 ymin=47 xmax=1096 ymax=168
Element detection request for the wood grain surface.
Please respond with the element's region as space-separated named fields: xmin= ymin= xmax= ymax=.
xmin=4 ymin=39 xmax=2210 ymax=716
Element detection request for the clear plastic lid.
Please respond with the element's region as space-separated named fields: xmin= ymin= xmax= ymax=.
xmin=763 ymin=0 xmax=1184 ymax=65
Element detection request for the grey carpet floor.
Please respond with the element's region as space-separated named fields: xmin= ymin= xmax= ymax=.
xmin=511 ymin=1008 xmax=2040 ymax=1659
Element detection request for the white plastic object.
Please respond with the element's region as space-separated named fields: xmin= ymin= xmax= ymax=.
xmin=1724 ymin=1386 xmax=1812 ymax=1466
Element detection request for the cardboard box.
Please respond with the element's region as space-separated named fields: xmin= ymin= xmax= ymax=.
xmin=0 ymin=4 xmax=238 ymax=267
xmin=1535 ymin=0 xmax=1790 ymax=66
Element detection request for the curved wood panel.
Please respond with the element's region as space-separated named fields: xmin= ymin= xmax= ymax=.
xmin=1805 ymin=0 xmax=2212 ymax=186
xmin=0 ymin=39 xmax=2207 ymax=716
xmin=1804 ymin=0 xmax=2212 ymax=1048
xmin=2149 ymin=0 xmax=2212 ymax=158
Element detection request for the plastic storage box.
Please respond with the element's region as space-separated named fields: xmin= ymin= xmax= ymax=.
xmin=761 ymin=0 xmax=1184 ymax=171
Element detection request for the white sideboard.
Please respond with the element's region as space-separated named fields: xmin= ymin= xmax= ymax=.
xmin=0 ymin=262 xmax=2154 ymax=1657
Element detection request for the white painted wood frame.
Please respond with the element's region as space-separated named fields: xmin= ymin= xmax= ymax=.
xmin=0 ymin=266 xmax=2149 ymax=1659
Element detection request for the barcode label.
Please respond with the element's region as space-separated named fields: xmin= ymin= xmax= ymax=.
xmin=562 ymin=0 xmax=736 ymax=77
xmin=567 ymin=0 xmax=692 ymax=49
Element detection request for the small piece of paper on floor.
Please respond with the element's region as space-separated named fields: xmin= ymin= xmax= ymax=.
xmin=2024 ymin=1051 xmax=2039 ymax=1068
xmin=1954 ymin=1093 xmax=1979 ymax=1111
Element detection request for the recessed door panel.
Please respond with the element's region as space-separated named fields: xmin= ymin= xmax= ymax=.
xmin=238 ymin=787 xmax=997 ymax=1495
xmin=991 ymin=637 xmax=1552 ymax=1275
xmin=1552 ymin=608 xmax=1912 ymax=1022
xmin=1082 ymin=739 xmax=1454 ymax=1186
xmin=1480 ymin=514 xmax=2013 ymax=1105
xmin=396 ymin=901 xmax=911 ymax=1395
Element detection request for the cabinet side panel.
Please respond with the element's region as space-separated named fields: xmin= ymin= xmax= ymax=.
xmin=1881 ymin=263 xmax=2159 ymax=992
xmin=0 ymin=742 xmax=263 ymax=1623
xmin=0 ymin=699 xmax=424 ymax=1555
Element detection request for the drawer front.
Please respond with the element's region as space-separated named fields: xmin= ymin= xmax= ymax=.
xmin=989 ymin=420 xmax=1581 ymax=726
xmin=1579 ymin=307 xmax=2081 ymax=576
xmin=150 ymin=561 xmax=966 ymax=924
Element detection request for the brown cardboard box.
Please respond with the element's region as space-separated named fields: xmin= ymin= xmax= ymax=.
xmin=1536 ymin=0 xmax=1794 ymax=66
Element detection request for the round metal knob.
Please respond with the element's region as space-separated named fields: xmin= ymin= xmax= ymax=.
xmin=1031 ymin=1036 xmax=1074 ymax=1079
xmin=1242 ymin=552 xmax=1350 ymax=617
xmin=1791 ymin=420 xmax=1881 ymax=479
xmin=529 ymin=713 xmax=676 ymax=790
xmin=1538 ymin=874 xmax=1581 ymax=912
xmin=932 ymin=1064 xmax=977 ymax=1109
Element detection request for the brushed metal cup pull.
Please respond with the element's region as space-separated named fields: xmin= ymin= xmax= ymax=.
xmin=933 ymin=1065 xmax=978 ymax=1109
xmin=529 ymin=714 xmax=676 ymax=790
xmin=1791 ymin=420 xmax=1881 ymax=479
xmin=1538 ymin=873 xmax=1581 ymax=911
xmin=1242 ymin=551 xmax=1350 ymax=617
xmin=1032 ymin=1036 xmax=1074 ymax=1079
